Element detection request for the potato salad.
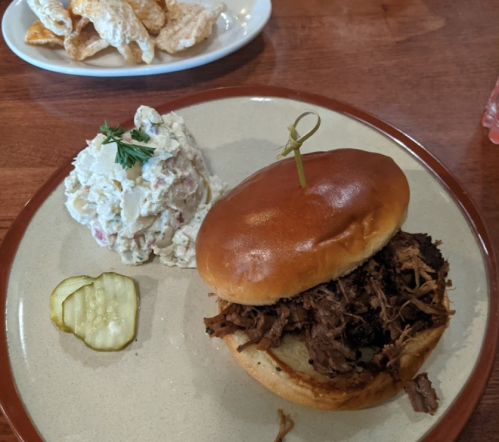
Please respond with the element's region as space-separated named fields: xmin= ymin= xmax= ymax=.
xmin=64 ymin=105 xmax=227 ymax=266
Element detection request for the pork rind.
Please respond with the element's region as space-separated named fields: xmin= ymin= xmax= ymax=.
xmin=26 ymin=0 xmax=72 ymax=37
xmin=70 ymin=0 xmax=155 ymax=64
xmin=124 ymin=0 xmax=166 ymax=34
xmin=25 ymin=20 xmax=64 ymax=46
xmin=64 ymin=16 xmax=110 ymax=61
xmin=24 ymin=0 xmax=224 ymax=64
xmin=156 ymin=2 xmax=225 ymax=54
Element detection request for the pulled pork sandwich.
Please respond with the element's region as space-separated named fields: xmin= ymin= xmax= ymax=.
xmin=197 ymin=149 xmax=451 ymax=412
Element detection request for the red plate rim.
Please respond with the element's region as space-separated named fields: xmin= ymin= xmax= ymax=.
xmin=0 ymin=85 xmax=497 ymax=442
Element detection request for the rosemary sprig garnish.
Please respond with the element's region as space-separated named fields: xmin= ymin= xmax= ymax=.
xmin=277 ymin=111 xmax=321 ymax=188
xmin=100 ymin=121 xmax=155 ymax=169
xmin=130 ymin=127 xmax=150 ymax=143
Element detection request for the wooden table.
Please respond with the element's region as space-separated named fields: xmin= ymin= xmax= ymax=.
xmin=1 ymin=0 xmax=499 ymax=440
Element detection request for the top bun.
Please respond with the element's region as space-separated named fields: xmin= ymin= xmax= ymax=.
xmin=196 ymin=149 xmax=410 ymax=305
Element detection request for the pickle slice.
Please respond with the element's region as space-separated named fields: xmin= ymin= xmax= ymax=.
xmin=50 ymin=275 xmax=94 ymax=332
xmin=62 ymin=272 xmax=137 ymax=351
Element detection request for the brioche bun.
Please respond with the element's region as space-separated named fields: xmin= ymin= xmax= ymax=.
xmin=196 ymin=149 xmax=410 ymax=305
xmin=222 ymin=292 xmax=448 ymax=411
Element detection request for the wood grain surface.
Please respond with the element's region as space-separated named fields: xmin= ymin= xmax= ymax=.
xmin=1 ymin=0 xmax=499 ymax=441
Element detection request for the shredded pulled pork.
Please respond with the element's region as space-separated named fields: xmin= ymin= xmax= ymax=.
xmin=404 ymin=373 xmax=439 ymax=415
xmin=273 ymin=409 xmax=294 ymax=442
xmin=204 ymin=231 xmax=452 ymax=406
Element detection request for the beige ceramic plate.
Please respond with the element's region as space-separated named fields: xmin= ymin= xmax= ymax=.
xmin=0 ymin=87 xmax=497 ymax=442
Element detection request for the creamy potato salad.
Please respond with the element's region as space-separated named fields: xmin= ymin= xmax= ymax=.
xmin=64 ymin=105 xmax=227 ymax=266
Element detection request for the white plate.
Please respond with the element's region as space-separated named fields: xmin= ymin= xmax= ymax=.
xmin=1 ymin=0 xmax=271 ymax=77
xmin=0 ymin=88 xmax=494 ymax=442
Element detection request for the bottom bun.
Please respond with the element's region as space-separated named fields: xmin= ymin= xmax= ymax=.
xmin=223 ymin=293 xmax=449 ymax=411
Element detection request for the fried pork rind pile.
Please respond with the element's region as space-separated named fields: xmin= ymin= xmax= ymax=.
xmin=25 ymin=0 xmax=226 ymax=64
xmin=157 ymin=2 xmax=225 ymax=54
